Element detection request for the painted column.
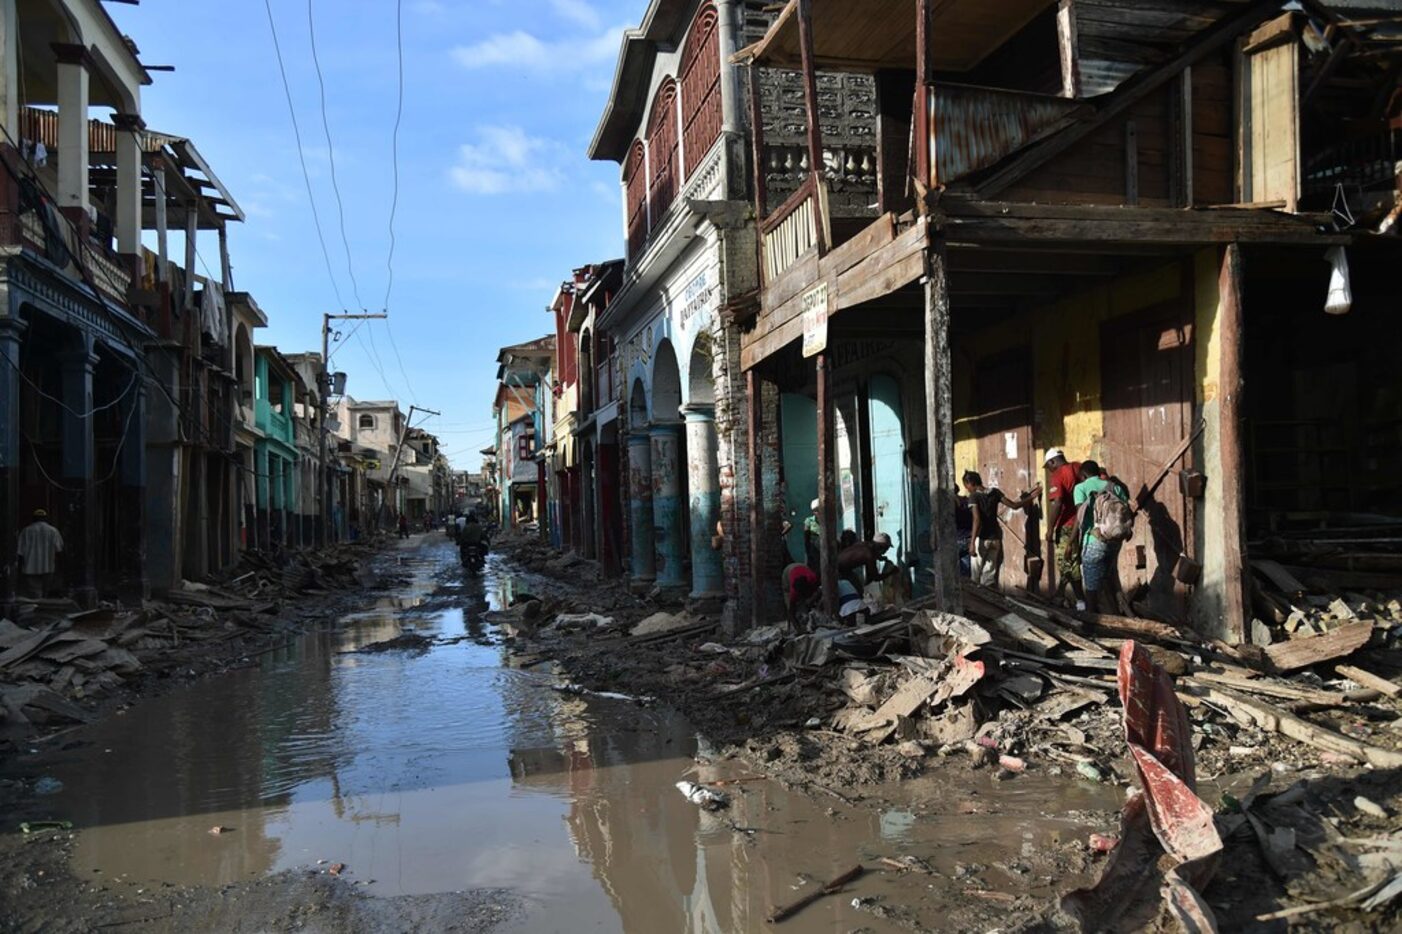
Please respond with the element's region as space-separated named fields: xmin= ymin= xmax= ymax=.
xmin=684 ymin=404 xmax=723 ymax=598
xmin=626 ymin=432 xmax=656 ymax=585
xmin=118 ymin=369 xmax=147 ymax=602
xmin=0 ymin=315 xmax=24 ymax=607
xmin=111 ymin=113 xmax=144 ymax=258
xmin=650 ymin=421 xmax=686 ymax=588
xmin=53 ymin=44 xmax=90 ymax=214
xmin=59 ymin=341 xmax=98 ymax=606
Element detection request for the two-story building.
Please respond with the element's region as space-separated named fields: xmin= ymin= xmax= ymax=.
xmin=253 ymin=346 xmax=302 ymax=549
xmin=492 ymin=337 xmax=554 ymax=531
xmin=733 ymin=0 xmax=1402 ymax=641
xmin=569 ymin=260 xmax=625 ymax=576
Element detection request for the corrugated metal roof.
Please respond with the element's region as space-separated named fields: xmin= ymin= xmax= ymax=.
xmin=931 ymin=85 xmax=1083 ymax=186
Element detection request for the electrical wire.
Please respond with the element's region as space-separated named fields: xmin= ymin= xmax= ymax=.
xmin=263 ymin=0 xmax=347 ymax=311
xmin=0 ymin=354 xmax=139 ymax=420
xmin=306 ymin=0 xmax=365 ymax=311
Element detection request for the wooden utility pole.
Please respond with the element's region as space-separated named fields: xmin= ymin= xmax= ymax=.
xmin=320 ymin=312 xmax=385 ymax=544
xmin=382 ymin=403 xmax=441 ymax=525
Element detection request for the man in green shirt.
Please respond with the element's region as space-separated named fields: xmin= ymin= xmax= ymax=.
xmin=1072 ymin=461 xmax=1129 ymax=613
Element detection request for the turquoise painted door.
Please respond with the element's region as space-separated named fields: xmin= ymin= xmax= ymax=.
xmin=867 ymin=375 xmax=912 ymax=588
xmin=780 ymin=393 xmax=817 ymax=564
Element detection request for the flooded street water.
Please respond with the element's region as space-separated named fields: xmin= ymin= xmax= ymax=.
xmin=10 ymin=535 xmax=1121 ymax=932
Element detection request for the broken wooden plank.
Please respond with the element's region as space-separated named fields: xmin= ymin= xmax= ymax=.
xmin=1335 ymin=664 xmax=1401 ymax=698
xmin=0 ymin=625 xmax=57 ymax=670
xmin=1187 ymin=672 xmax=1356 ymax=708
xmin=1185 ymin=683 xmax=1402 ymax=768
xmin=987 ymin=612 xmax=1060 ymax=656
xmin=1264 ymin=621 xmax=1373 ymax=673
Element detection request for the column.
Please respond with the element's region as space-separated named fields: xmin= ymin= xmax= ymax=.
xmin=0 ymin=316 xmax=24 ymax=606
xmin=815 ymin=353 xmax=838 ymax=615
xmin=684 ymin=404 xmax=723 ymax=598
xmin=715 ymin=0 xmax=742 ymax=134
xmin=746 ymin=370 xmax=765 ymax=624
xmin=143 ymin=346 xmax=180 ymax=592
xmin=59 ymin=340 xmax=98 ymax=606
xmin=111 ymin=113 xmax=144 ymax=258
xmin=1218 ymin=243 xmax=1248 ymax=642
xmin=650 ymin=421 xmax=686 ymax=589
xmin=0 ymin=0 xmax=18 ymax=143
xmin=53 ymin=44 xmax=90 ymax=214
xmin=117 ymin=369 xmax=147 ymax=602
xmin=923 ymin=238 xmax=962 ymax=611
xmin=626 ymin=432 xmax=656 ymax=585
xmin=255 ymin=445 xmax=270 ymax=549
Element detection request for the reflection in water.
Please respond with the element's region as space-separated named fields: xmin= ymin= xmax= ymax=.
xmin=4 ymin=540 xmax=1120 ymax=932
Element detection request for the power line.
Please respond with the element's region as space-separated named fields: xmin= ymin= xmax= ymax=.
xmin=306 ymin=0 xmax=365 ymax=311
xmin=262 ymin=0 xmax=346 ymax=311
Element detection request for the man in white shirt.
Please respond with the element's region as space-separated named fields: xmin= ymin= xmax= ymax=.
xmin=16 ymin=509 xmax=64 ymax=598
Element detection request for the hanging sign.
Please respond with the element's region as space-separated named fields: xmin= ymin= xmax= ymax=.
xmin=801 ymin=282 xmax=830 ymax=358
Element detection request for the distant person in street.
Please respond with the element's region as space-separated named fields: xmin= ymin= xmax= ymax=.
xmin=782 ymin=561 xmax=820 ymax=628
xmin=397 ymin=513 xmax=410 ymax=539
xmin=838 ymin=532 xmax=897 ymax=591
xmin=1073 ymin=460 xmax=1133 ymax=614
xmin=16 ymin=509 xmax=63 ymax=599
xmin=962 ymin=470 xmax=1041 ymax=589
xmin=1044 ymin=448 xmax=1087 ymax=610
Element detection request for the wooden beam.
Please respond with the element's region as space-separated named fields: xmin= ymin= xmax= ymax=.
xmin=1179 ymin=67 xmax=1194 ymax=207
xmin=1124 ymin=119 xmax=1139 ymax=205
xmin=1219 ymin=243 xmax=1248 ymax=644
xmin=915 ymin=0 xmax=932 ymax=184
xmin=816 ymin=352 xmax=839 ymax=616
xmin=795 ymin=0 xmax=825 ymax=198
xmin=946 ymin=248 xmax=1121 ymax=277
xmin=747 ymin=368 xmax=766 ymax=625
xmin=978 ymin=0 xmax=1284 ymax=198
xmin=924 ymin=236 xmax=961 ymax=611
xmin=183 ymin=203 xmax=196 ymax=311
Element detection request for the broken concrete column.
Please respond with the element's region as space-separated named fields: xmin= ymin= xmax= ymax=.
xmin=650 ymin=421 xmax=686 ymax=589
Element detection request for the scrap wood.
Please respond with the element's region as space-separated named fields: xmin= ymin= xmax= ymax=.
xmin=1187 ymin=671 xmax=1358 ymax=707
xmin=1335 ymin=663 xmax=1402 ymax=698
xmin=1185 ymin=683 xmax=1402 ymax=768
xmin=767 ymin=864 xmax=864 ymax=924
xmin=1263 ymin=621 xmax=1374 ymax=672
xmin=0 ymin=625 xmax=57 ymax=670
xmin=1251 ymin=559 xmax=1309 ymax=597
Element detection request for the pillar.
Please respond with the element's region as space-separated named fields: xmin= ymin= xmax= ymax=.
xmin=626 ymin=432 xmax=656 ymax=585
xmin=684 ymin=404 xmax=724 ymax=598
xmin=650 ymin=421 xmax=686 ymax=589
xmin=153 ymin=166 xmax=170 ymax=283
xmin=53 ymin=44 xmax=90 ymax=214
xmin=143 ymin=345 xmax=180 ymax=593
xmin=59 ymin=340 xmax=98 ymax=606
xmin=255 ymin=445 xmax=270 ymax=549
xmin=1218 ymin=243 xmax=1248 ymax=642
xmin=816 ymin=353 xmax=838 ymax=615
xmin=111 ymin=113 xmax=144 ymax=258
xmin=0 ymin=315 xmax=24 ymax=606
xmin=923 ymin=238 xmax=962 ymax=611
xmin=117 ymin=369 xmax=147 ymax=602
xmin=716 ymin=0 xmax=742 ymax=135
xmin=746 ymin=370 xmax=765 ymax=624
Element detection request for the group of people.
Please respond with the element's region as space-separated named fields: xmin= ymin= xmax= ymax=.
xmin=781 ymin=445 xmax=1135 ymax=626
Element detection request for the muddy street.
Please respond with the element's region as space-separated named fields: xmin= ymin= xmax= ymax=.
xmin=1 ymin=534 xmax=1130 ymax=933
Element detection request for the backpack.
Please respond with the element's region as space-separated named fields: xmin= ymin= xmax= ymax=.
xmin=1091 ymin=480 xmax=1134 ymax=542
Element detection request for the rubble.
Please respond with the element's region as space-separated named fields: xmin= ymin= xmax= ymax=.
xmin=1 ymin=540 xmax=381 ymax=739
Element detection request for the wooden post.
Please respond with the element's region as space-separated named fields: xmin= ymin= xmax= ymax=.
xmin=914 ymin=0 xmax=932 ymax=186
xmin=1219 ymin=243 xmax=1248 ymax=643
xmin=747 ymin=368 xmax=765 ymax=624
xmin=795 ymin=0 xmax=824 ymax=186
xmin=816 ymin=352 xmax=839 ymax=616
xmin=183 ymin=204 xmax=197 ymax=312
xmin=923 ymin=236 xmax=961 ymax=611
xmin=1057 ymin=0 xmax=1081 ymax=99
xmin=747 ymin=62 xmax=767 ymax=219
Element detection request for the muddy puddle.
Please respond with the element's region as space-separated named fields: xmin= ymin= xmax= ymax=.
xmin=6 ymin=539 xmax=1124 ymax=932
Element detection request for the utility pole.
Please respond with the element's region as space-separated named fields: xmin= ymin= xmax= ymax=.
xmin=320 ymin=312 xmax=385 ymax=545
xmin=381 ymin=403 xmax=440 ymax=526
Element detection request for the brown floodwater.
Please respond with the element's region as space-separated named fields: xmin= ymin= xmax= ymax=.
xmin=8 ymin=538 xmax=1124 ymax=932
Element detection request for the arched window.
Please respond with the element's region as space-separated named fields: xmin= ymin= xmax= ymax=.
xmin=646 ymin=78 xmax=679 ymax=229
xmin=623 ymin=140 xmax=648 ymax=260
xmin=358 ymin=413 xmax=375 ymax=430
xmin=680 ymin=3 xmax=722 ymax=181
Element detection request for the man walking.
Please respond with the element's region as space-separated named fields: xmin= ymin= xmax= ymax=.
xmin=1044 ymin=448 xmax=1087 ymax=609
xmin=16 ymin=509 xmax=63 ymax=599
xmin=963 ymin=470 xmax=1040 ymax=589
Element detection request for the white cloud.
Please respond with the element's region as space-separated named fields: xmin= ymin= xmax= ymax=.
xmin=549 ymin=0 xmax=600 ymax=30
xmin=448 ymin=126 xmax=567 ymax=195
xmin=451 ymin=24 xmax=623 ymax=77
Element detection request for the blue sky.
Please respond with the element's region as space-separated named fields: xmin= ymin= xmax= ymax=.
xmin=111 ymin=0 xmax=640 ymax=468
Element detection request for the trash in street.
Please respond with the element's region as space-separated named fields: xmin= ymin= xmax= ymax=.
xmin=33 ymin=776 xmax=63 ymax=796
xmin=767 ymin=864 xmax=865 ymax=923
xmin=675 ymin=781 xmax=730 ymax=811
xmin=19 ymin=820 xmax=72 ymax=834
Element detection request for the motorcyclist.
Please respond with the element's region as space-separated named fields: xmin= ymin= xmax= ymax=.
xmin=459 ymin=512 xmax=486 ymax=567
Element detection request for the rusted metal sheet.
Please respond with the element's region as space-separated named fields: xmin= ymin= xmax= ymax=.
xmin=929 ymin=84 xmax=1081 ymax=187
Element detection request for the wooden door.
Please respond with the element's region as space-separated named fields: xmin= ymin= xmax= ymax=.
xmin=973 ymin=349 xmax=1036 ymax=591
xmin=1099 ymin=305 xmax=1194 ymax=621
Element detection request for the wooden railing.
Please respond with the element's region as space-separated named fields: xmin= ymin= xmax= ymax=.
xmin=760 ymin=174 xmax=826 ymax=283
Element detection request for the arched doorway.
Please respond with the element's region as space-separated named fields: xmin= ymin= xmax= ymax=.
xmin=684 ymin=334 xmax=723 ymax=598
xmin=650 ymin=340 xmax=686 ymax=588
